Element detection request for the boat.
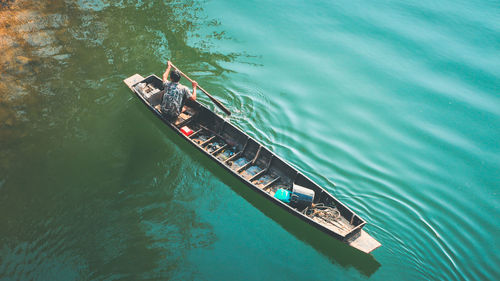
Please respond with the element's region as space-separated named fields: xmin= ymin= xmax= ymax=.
xmin=123 ymin=72 xmax=381 ymax=254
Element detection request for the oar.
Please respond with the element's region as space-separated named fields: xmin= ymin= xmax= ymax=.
xmin=169 ymin=62 xmax=231 ymax=116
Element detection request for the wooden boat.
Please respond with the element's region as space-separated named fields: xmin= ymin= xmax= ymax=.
xmin=124 ymin=73 xmax=381 ymax=254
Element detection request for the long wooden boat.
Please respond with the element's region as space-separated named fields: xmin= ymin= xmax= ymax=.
xmin=124 ymin=73 xmax=381 ymax=254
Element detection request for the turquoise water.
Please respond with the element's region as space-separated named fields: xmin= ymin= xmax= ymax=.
xmin=0 ymin=0 xmax=499 ymax=280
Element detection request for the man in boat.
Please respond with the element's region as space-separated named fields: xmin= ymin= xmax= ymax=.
xmin=161 ymin=61 xmax=198 ymax=120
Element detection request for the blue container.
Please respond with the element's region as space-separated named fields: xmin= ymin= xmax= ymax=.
xmin=274 ymin=188 xmax=291 ymax=203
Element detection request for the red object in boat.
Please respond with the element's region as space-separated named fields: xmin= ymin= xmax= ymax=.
xmin=180 ymin=126 xmax=193 ymax=136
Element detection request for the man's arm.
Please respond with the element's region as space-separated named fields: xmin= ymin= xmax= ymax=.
xmin=190 ymin=81 xmax=198 ymax=101
xmin=163 ymin=61 xmax=172 ymax=82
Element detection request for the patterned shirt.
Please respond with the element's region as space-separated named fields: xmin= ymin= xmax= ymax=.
xmin=161 ymin=81 xmax=192 ymax=119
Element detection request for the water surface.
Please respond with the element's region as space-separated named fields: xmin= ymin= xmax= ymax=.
xmin=0 ymin=0 xmax=499 ymax=280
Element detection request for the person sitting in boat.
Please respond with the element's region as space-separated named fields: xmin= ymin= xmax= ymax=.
xmin=161 ymin=61 xmax=197 ymax=120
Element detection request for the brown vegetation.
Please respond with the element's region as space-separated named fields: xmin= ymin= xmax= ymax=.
xmin=0 ymin=1 xmax=67 ymax=143
xmin=1 ymin=2 xmax=39 ymax=135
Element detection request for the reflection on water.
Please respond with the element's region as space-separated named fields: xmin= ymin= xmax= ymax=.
xmin=0 ymin=1 xmax=49 ymax=143
xmin=0 ymin=0 xmax=238 ymax=165
xmin=0 ymin=0 xmax=237 ymax=279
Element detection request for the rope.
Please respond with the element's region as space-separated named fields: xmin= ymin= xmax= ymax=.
xmin=304 ymin=203 xmax=341 ymax=221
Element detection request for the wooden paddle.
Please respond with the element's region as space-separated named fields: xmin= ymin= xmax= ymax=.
xmin=169 ymin=62 xmax=231 ymax=116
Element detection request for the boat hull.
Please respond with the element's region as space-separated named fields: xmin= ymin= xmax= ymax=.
xmin=124 ymin=73 xmax=381 ymax=254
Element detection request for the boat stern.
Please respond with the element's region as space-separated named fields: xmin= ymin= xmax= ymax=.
xmin=346 ymin=229 xmax=382 ymax=254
